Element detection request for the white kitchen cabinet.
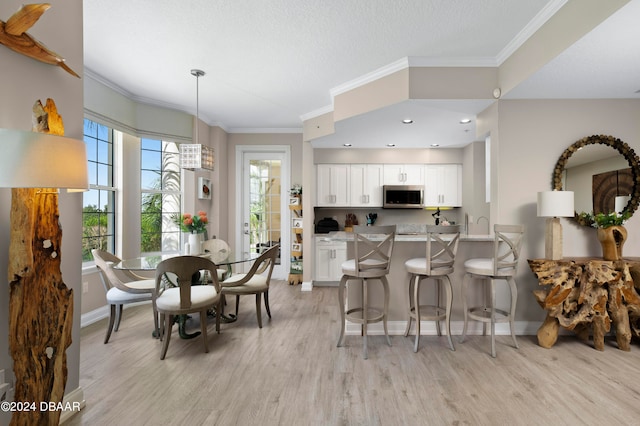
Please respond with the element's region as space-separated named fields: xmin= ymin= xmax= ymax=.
xmin=383 ymin=164 xmax=424 ymax=185
xmin=316 ymin=164 xmax=350 ymax=206
xmin=423 ymin=164 xmax=462 ymax=207
xmin=314 ymin=239 xmax=347 ymax=283
xmin=350 ymin=164 xmax=383 ymax=207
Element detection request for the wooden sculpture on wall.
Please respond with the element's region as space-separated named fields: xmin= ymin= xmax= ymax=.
xmin=0 ymin=3 xmax=80 ymax=78
xmin=8 ymin=98 xmax=73 ymax=425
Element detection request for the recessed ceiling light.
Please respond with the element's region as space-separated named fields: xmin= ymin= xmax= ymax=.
xmin=402 ymin=119 xmax=413 ymax=124
xmin=343 ymin=143 xmax=352 ymax=147
xmin=386 ymin=143 xmax=396 ymax=147
xmin=430 ymin=143 xmax=440 ymax=147
xmin=459 ymin=118 xmax=472 ymax=124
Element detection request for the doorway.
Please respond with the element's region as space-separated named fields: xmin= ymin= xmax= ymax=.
xmin=236 ymin=146 xmax=290 ymax=279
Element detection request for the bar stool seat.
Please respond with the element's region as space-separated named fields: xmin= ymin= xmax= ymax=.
xmin=404 ymin=225 xmax=460 ymax=352
xmin=337 ymin=225 xmax=396 ymax=359
xmin=460 ymin=224 xmax=525 ymax=357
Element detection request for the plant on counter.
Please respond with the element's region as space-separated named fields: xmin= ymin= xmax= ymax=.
xmin=173 ymin=211 xmax=208 ymax=233
xmin=576 ymin=211 xmax=630 ymax=228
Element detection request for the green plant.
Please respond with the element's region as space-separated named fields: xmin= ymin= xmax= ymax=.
xmin=576 ymin=211 xmax=630 ymax=228
xmin=290 ymin=184 xmax=302 ymax=196
xmin=173 ymin=211 xmax=208 ymax=233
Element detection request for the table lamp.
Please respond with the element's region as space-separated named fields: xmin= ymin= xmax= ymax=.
xmin=537 ymin=190 xmax=574 ymax=260
xmin=0 ymin=128 xmax=87 ymax=425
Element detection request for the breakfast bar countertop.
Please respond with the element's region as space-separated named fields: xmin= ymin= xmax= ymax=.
xmin=316 ymin=231 xmax=494 ymax=242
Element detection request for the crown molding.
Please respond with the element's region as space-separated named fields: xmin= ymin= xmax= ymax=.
xmin=300 ymin=104 xmax=334 ymax=122
xmin=227 ymin=127 xmax=302 ymax=134
xmin=496 ymin=0 xmax=568 ymax=65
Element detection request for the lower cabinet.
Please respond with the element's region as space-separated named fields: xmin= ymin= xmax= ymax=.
xmin=314 ymin=239 xmax=347 ymax=284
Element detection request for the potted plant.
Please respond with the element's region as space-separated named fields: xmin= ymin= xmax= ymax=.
xmin=173 ymin=211 xmax=208 ymax=254
xmin=577 ymin=211 xmax=630 ymax=260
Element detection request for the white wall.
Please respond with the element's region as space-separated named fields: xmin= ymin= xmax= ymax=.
xmin=485 ymin=98 xmax=640 ymax=320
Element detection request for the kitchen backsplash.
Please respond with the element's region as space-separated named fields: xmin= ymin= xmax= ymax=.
xmin=313 ymin=207 xmax=462 ymax=231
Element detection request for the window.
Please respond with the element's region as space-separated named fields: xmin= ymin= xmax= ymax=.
xmin=82 ymin=119 xmax=116 ymax=261
xmin=141 ymin=138 xmax=181 ymax=253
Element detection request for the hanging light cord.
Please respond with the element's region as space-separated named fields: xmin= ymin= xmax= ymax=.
xmin=191 ymin=69 xmax=205 ymax=144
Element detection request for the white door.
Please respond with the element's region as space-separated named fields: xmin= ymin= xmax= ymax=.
xmin=236 ymin=146 xmax=290 ymax=279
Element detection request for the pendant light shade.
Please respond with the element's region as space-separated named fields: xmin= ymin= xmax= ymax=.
xmin=180 ymin=69 xmax=214 ymax=171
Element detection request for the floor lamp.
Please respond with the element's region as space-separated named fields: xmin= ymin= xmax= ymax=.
xmin=0 ymin=128 xmax=87 ymax=425
xmin=537 ymin=191 xmax=574 ymax=260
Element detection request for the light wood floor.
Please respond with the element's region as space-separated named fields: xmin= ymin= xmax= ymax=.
xmin=66 ymin=281 xmax=640 ymax=425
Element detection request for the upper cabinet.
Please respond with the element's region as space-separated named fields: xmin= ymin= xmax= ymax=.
xmin=383 ymin=164 xmax=424 ymax=185
xmin=424 ymin=164 xmax=462 ymax=207
xmin=316 ymin=164 xmax=350 ymax=206
xmin=316 ymin=163 xmax=462 ymax=208
xmin=350 ymin=164 xmax=383 ymax=207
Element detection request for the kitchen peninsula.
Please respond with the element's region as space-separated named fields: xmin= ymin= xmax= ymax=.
xmin=317 ymin=230 xmax=495 ymax=335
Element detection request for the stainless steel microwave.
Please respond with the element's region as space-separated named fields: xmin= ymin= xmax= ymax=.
xmin=383 ymin=185 xmax=424 ymax=208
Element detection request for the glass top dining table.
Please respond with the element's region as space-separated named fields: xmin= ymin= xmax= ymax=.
xmin=113 ymin=251 xmax=260 ymax=272
xmin=113 ymin=250 xmax=261 ymax=339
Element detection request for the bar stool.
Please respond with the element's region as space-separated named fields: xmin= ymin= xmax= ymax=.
xmin=404 ymin=225 xmax=460 ymax=352
xmin=460 ymin=224 xmax=525 ymax=357
xmin=337 ymin=225 xmax=396 ymax=359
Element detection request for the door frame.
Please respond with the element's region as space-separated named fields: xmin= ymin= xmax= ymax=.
xmin=235 ymin=145 xmax=290 ymax=279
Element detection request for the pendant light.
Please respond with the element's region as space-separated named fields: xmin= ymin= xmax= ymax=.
xmin=180 ymin=69 xmax=214 ymax=170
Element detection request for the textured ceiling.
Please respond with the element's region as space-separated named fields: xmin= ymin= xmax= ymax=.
xmin=82 ymin=0 xmax=640 ymax=147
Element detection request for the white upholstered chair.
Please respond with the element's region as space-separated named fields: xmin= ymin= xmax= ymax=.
xmin=460 ymin=224 xmax=525 ymax=357
xmin=404 ymin=225 xmax=460 ymax=352
xmin=337 ymin=225 xmax=396 ymax=359
xmin=92 ymin=249 xmax=156 ymax=344
xmin=202 ymin=238 xmax=231 ymax=281
xmin=154 ymin=256 xmax=222 ymax=360
xmin=221 ymin=245 xmax=278 ymax=328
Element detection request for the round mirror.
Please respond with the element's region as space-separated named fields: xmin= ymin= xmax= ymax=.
xmin=552 ymin=135 xmax=640 ymax=226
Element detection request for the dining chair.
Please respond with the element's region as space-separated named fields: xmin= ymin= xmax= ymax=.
xmin=92 ymin=249 xmax=156 ymax=344
xmin=337 ymin=225 xmax=396 ymax=359
xmin=154 ymin=256 xmax=223 ymax=360
xmin=220 ymin=244 xmax=279 ymax=328
xmin=460 ymin=224 xmax=525 ymax=357
xmin=404 ymin=225 xmax=460 ymax=352
xmin=202 ymin=238 xmax=231 ymax=281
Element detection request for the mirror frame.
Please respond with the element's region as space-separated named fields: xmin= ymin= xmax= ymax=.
xmin=552 ymin=134 xmax=640 ymax=224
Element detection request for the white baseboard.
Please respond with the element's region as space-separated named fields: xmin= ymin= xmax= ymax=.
xmin=345 ymin=320 xmax=542 ymax=336
xmin=300 ymin=281 xmax=313 ymax=292
xmin=80 ymin=301 xmax=151 ymax=328
xmin=59 ymin=386 xmax=85 ymax=424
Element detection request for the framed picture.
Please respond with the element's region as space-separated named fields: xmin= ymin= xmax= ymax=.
xmin=289 ymin=197 xmax=300 ymax=206
xmin=291 ymin=243 xmax=302 ymax=252
xmin=292 ymin=218 xmax=303 ymax=229
xmin=198 ymin=177 xmax=211 ymax=200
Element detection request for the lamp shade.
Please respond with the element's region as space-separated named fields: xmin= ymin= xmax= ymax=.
xmin=615 ymin=195 xmax=631 ymax=214
xmin=537 ymin=191 xmax=574 ymax=217
xmin=180 ymin=143 xmax=214 ymax=171
xmin=0 ymin=129 xmax=88 ymax=189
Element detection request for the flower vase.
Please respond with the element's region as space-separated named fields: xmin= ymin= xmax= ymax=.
xmin=597 ymin=225 xmax=627 ymax=261
xmin=188 ymin=232 xmax=204 ymax=255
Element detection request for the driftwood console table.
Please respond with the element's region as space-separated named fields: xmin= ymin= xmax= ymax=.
xmin=528 ymin=258 xmax=640 ymax=351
